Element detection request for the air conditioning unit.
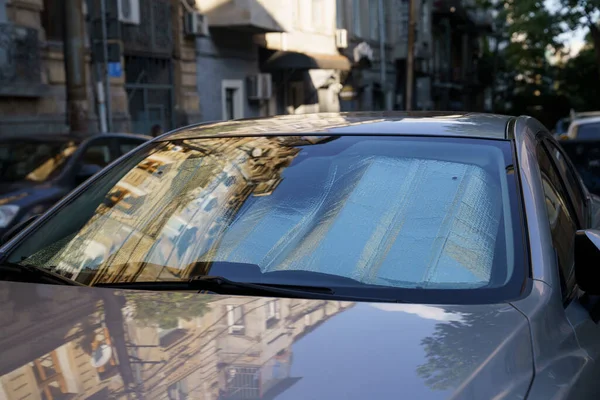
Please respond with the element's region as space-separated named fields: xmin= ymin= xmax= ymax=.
xmin=247 ymin=73 xmax=272 ymax=100
xmin=184 ymin=11 xmax=209 ymax=37
xmin=335 ymin=29 xmax=348 ymax=48
xmin=117 ymin=0 xmax=140 ymax=25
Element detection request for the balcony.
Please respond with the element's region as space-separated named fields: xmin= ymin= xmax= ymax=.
xmin=198 ymin=0 xmax=284 ymax=33
xmin=0 ymin=23 xmax=46 ymax=97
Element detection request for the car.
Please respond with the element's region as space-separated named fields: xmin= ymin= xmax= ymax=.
xmin=0 ymin=132 xmax=150 ymax=239
xmin=554 ymin=110 xmax=600 ymax=138
xmin=0 ymin=111 xmax=599 ymax=399
xmin=562 ymin=116 xmax=600 ymax=141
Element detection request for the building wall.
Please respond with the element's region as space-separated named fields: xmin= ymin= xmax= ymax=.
xmin=171 ymin=0 xmax=202 ymax=128
xmin=196 ymin=32 xmax=262 ymax=122
xmin=0 ymin=0 xmax=200 ymax=135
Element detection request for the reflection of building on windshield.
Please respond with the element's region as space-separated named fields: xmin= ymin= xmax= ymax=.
xmin=47 ymin=136 xmax=332 ymax=285
xmin=0 ymin=285 xmax=353 ymax=400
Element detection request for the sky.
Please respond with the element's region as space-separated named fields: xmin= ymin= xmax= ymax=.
xmin=544 ymin=0 xmax=588 ymax=59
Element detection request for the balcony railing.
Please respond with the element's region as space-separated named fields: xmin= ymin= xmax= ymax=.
xmin=0 ymin=23 xmax=45 ymax=97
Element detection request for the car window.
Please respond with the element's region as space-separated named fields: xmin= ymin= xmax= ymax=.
xmin=575 ymin=122 xmax=600 ymax=140
xmin=545 ymin=140 xmax=586 ymax=225
xmin=117 ymin=138 xmax=146 ymax=156
xmin=6 ymin=136 xmax=526 ymax=304
xmin=537 ymin=144 xmax=578 ymax=299
xmin=0 ymin=139 xmax=79 ymax=183
xmin=79 ymin=140 xmax=112 ymax=169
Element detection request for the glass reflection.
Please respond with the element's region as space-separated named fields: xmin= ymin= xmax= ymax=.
xmin=0 ymin=284 xmax=353 ymax=400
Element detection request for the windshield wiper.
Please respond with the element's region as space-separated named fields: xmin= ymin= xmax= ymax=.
xmin=0 ymin=261 xmax=83 ymax=286
xmin=95 ymin=275 xmax=393 ymax=302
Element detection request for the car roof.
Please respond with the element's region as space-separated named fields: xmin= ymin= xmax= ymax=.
xmin=0 ymin=132 xmax=151 ymax=141
xmin=569 ymin=115 xmax=600 ymax=127
xmin=161 ymin=112 xmax=514 ymax=141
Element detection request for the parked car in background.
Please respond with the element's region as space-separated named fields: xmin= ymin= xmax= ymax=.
xmin=0 ymin=112 xmax=600 ymax=399
xmin=555 ymin=111 xmax=600 ymax=138
xmin=563 ymin=116 xmax=600 ymax=141
xmin=0 ymin=132 xmax=149 ymax=238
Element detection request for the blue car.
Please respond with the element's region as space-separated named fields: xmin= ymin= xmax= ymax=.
xmin=0 ymin=132 xmax=149 ymax=239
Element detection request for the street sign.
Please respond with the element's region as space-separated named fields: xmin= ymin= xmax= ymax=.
xmin=108 ymin=62 xmax=122 ymax=78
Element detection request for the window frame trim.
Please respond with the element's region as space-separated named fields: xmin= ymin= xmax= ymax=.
xmin=535 ymin=135 xmax=581 ymax=304
xmin=542 ymin=137 xmax=590 ymax=227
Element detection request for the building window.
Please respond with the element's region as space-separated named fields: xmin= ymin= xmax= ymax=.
xmin=42 ymin=0 xmax=65 ymax=40
xmin=369 ymin=0 xmax=379 ymax=40
xmin=33 ymin=351 xmax=67 ymax=400
xmin=167 ymin=380 xmax=189 ymax=400
xmin=226 ymin=305 xmax=246 ymax=335
xmin=225 ymin=88 xmax=236 ymax=120
xmin=266 ymin=299 xmax=281 ymax=328
xmin=336 ymin=0 xmax=345 ymax=28
xmin=221 ymin=80 xmax=244 ymax=121
xmin=352 ymin=0 xmax=361 ymax=37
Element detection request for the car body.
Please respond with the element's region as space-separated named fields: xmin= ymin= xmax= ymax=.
xmin=0 ymin=132 xmax=149 ymax=237
xmin=0 ymin=112 xmax=600 ymax=399
xmin=564 ymin=116 xmax=600 ymax=140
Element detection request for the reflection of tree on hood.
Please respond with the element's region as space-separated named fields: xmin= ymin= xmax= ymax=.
xmin=126 ymin=292 xmax=211 ymax=329
xmin=416 ymin=308 xmax=519 ymax=391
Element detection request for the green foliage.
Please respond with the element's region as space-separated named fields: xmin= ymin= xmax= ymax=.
xmin=125 ymin=292 xmax=212 ymax=329
xmin=557 ymin=46 xmax=600 ymax=110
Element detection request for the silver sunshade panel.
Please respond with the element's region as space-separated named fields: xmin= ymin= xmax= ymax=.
xmin=214 ymin=156 xmax=502 ymax=288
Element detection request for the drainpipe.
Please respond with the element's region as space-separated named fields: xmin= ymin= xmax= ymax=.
xmin=406 ymin=0 xmax=417 ymax=111
xmin=64 ymin=0 xmax=89 ymax=133
xmin=100 ymin=0 xmax=113 ymax=132
xmin=378 ymin=0 xmax=387 ymax=109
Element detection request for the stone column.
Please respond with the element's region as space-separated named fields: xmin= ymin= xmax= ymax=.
xmin=171 ymin=0 xmax=201 ymax=128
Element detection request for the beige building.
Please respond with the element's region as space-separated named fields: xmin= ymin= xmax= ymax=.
xmin=0 ymin=0 xmax=200 ymax=135
xmin=192 ymin=0 xmax=351 ymax=120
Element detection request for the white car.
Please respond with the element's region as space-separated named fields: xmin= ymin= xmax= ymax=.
xmin=564 ymin=115 xmax=600 ymax=140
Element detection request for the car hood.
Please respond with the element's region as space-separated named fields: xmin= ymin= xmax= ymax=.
xmin=0 ymin=183 xmax=64 ymax=208
xmin=0 ymin=280 xmax=533 ymax=399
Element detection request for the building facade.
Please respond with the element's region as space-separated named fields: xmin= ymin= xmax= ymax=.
xmin=0 ymin=0 xmax=495 ymax=137
xmin=336 ymin=0 xmax=397 ymax=112
xmin=0 ymin=0 xmax=201 ymax=135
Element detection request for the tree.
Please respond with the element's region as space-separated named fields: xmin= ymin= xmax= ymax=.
xmin=476 ymin=0 xmax=564 ymax=113
xmin=416 ymin=307 xmax=530 ymax=392
xmin=125 ymin=292 xmax=212 ymax=329
xmin=559 ymin=0 xmax=600 ymax=77
xmin=557 ymin=41 xmax=600 ymax=110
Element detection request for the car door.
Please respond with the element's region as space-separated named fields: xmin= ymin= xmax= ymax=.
xmin=540 ymin=138 xmax=600 ymax=395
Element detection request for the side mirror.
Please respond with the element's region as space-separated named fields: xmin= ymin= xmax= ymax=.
xmin=0 ymin=215 xmax=39 ymax=246
xmin=76 ymin=164 xmax=103 ymax=185
xmin=574 ymin=229 xmax=600 ymax=295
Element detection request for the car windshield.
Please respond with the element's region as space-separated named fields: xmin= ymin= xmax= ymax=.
xmin=575 ymin=122 xmax=600 ymax=140
xmin=5 ymin=135 xmax=525 ymax=302
xmin=0 ymin=139 xmax=79 ymax=183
